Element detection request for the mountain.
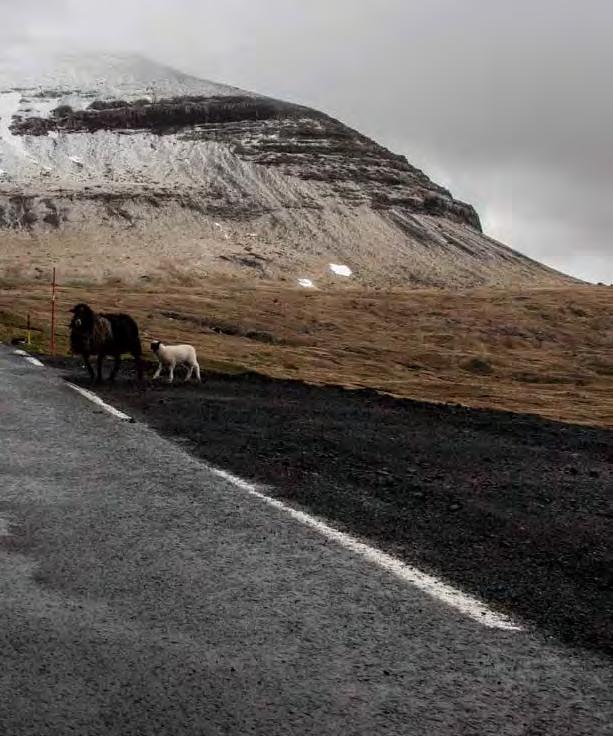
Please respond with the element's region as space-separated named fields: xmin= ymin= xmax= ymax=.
xmin=0 ymin=49 xmax=572 ymax=288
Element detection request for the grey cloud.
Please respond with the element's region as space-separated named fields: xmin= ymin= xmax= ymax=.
xmin=5 ymin=0 xmax=612 ymax=281
xmin=0 ymin=0 xmax=65 ymax=41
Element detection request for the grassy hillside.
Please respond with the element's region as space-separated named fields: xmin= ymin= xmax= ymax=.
xmin=1 ymin=277 xmax=612 ymax=427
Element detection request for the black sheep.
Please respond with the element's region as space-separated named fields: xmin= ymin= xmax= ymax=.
xmin=69 ymin=303 xmax=144 ymax=383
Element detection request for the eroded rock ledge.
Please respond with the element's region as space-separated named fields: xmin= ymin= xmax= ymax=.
xmin=10 ymin=94 xmax=482 ymax=231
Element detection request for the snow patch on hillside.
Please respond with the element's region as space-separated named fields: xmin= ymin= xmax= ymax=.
xmin=330 ymin=264 xmax=353 ymax=277
xmin=0 ymin=92 xmax=29 ymax=159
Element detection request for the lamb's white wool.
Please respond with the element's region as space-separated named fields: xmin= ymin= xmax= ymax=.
xmin=152 ymin=342 xmax=201 ymax=384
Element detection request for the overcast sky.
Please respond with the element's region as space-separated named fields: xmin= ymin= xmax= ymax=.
xmin=3 ymin=0 xmax=612 ymax=282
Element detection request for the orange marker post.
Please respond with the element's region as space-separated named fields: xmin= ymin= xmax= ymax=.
xmin=50 ymin=267 xmax=57 ymax=356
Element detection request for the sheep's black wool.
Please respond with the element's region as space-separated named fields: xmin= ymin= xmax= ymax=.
xmin=69 ymin=303 xmax=144 ymax=383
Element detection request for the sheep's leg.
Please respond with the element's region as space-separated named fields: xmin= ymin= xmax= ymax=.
xmin=109 ymin=354 xmax=121 ymax=383
xmin=194 ymin=362 xmax=201 ymax=382
xmin=168 ymin=362 xmax=175 ymax=384
xmin=134 ymin=349 xmax=144 ymax=382
xmin=153 ymin=362 xmax=163 ymax=380
xmin=83 ymin=353 xmax=95 ymax=383
xmin=184 ymin=364 xmax=194 ymax=383
xmin=96 ymin=353 xmax=105 ymax=384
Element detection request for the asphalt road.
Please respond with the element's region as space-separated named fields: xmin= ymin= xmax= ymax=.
xmin=1 ymin=345 xmax=612 ymax=735
xmin=85 ymin=364 xmax=613 ymax=656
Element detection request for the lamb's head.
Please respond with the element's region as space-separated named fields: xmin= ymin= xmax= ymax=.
xmin=70 ymin=303 xmax=95 ymax=332
xmin=150 ymin=341 xmax=163 ymax=355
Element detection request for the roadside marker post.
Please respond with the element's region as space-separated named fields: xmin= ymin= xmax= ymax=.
xmin=50 ymin=267 xmax=57 ymax=357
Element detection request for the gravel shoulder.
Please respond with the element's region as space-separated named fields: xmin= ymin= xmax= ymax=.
xmin=50 ymin=357 xmax=613 ymax=657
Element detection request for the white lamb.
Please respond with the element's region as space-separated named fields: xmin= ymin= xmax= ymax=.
xmin=151 ymin=341 xmax=201 ymax=383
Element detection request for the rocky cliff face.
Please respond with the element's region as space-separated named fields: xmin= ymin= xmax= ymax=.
xmin=0 ymin=50 xmax=571 ymax=288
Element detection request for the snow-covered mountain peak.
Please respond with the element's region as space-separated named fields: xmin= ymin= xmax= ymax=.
xmin=0 ymin=47 xmax=246 ymax=99
xmin=0 ymin=49 xmax=572 ymax=289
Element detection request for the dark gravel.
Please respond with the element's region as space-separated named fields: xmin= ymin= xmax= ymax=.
xmin=49 ymin=357 xmax=613 ymax=657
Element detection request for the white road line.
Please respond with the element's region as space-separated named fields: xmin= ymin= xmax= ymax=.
xmin=13 ymin=350 xmax=45 ymax=367
xmin=208 ymin=467 xmax=522 ymax=632
xmin=61 ymin=387 xmax=522 ymax=632
xmin=25 ymin=356 xmax=45 ymax=367
xmin=67 ymin=383 xmax=133 ymax=422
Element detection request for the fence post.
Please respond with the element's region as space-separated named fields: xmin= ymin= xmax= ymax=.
xmin=50 ymin=267 xmax=56 ymax=356
xmin=26 ymin=313 xmax=31 ymax=346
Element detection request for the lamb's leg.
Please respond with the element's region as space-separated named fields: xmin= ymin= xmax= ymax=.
xmin=184 ymin=364 xmax=194 ymax=383
xmin=83 ymin=353 xmax=95 ymax=383
xmin=109 ymin=354 xmax=121 ymax=382
xmin=153 ymin=362 xmax=163 ymax=380
xmin=168 ymin=362 xmax=175 ymax=384
xmin=194 ymin=361 xmax=201 ymax=382
xmin=96 ymin=353 xmax=105 ymax=384
xmin=134 ymin=348 xmax=144 ymax=382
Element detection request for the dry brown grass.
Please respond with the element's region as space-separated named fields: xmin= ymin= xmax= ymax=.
xmin=2 ymin=277 xmax=613 ymax=427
